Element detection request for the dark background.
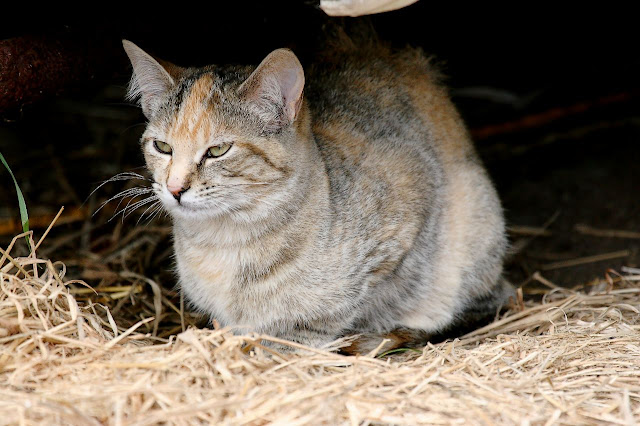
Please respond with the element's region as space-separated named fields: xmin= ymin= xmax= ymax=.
xmin=1 ymin=3 xmax=638 ymax=294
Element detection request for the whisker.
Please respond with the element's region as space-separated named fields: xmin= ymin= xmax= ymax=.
xmin=111 ymin=189 xmax=153 ymax=218
xmin=107 ymin=194 xmax=146 ymax=222
xmin=196 ymin=186 xmax=269 ymax=199
xmin=205 ymin=198 xmax=241 ymax=215
xmin=225 ymin=182 xmax=271 ymax=186
xmin=94 ymin=187 xmax=153 ymax=217
xmin=115 ymin=195 xmax=159 ymax=222
xmin=144 ymin=205 xmax=163 ymax=224
xmin=200 ymin=182 xmax=270 ymax=191
xmin=107 ymin=192 xmax=151 ymax=222
xmin=124 ymin=196 xmax=159 ymax=219
xmin=87 ymin=172 xmax=148 ymax=201
xmin=146 ymin=204 xmax=166 ymax=224
xmin=137 ymin=200 xmax=162 ymax=225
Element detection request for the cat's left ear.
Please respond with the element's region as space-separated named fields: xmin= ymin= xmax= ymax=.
xmin=239 ymin=48 xmax=305 ymax=132
xmin=122 ymin=40 xmax=180 ymax=118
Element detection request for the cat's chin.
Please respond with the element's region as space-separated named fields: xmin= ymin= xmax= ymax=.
xmin=156 ymin=192 xmax=219 ymax=220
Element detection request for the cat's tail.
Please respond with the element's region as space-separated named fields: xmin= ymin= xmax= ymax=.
xmin=340 ymin=328 xmax=432 ymax=356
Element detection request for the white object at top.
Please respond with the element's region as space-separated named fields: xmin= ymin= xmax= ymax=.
xmin=320 ymin=0 xmax=419 ymax=16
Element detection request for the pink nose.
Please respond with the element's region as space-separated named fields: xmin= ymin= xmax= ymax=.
xmin=167 ymin=184 xmax=189 ymax=201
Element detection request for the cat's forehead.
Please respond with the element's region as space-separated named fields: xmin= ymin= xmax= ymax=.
xmin=149 ymin=67 xmax=253 ymax=145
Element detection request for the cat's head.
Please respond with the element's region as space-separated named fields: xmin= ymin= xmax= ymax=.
xmin=122 ymin=41 xmax=308 ymax=222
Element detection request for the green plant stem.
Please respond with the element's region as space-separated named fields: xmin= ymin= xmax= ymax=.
xmin=0 ymin=151 xmax=30 ymax=249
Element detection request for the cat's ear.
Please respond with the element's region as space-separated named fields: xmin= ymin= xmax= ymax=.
xmin=239 ymin=48 xmax=305 ymax=132
xmin=122 ymin=40 xmax=179 ymax=118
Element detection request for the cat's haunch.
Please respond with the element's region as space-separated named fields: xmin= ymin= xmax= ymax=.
xmin=123 ymin=37 xmax=513 ymax=354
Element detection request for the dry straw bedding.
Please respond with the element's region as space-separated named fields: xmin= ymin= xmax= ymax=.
xmin=1 ymin=231 xmax=639 ymax=425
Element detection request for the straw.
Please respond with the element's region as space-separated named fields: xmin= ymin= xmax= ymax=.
xmin=1 ymin=221 xmax=639 ymax=424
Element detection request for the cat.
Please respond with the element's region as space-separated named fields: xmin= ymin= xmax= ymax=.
xmin=122 ymin=37 xmax=515 ymax=354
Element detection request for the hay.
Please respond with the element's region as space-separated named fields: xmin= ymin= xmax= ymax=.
xmin=1 ymin=230 xmax=639 ymax=425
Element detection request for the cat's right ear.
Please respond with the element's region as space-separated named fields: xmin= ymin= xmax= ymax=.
xmin=238 ymin=48 xmax=305 ymax=133
xmin=122 ymin=40 xmax=179 ymax=118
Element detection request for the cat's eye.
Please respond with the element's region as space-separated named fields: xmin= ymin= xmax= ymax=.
xmin=205 ymin=143 xmax=232 ymax=159
xmin=153 ymin=140 xmax=172 ymax=155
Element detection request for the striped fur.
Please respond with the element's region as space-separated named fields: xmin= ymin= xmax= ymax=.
xmin=123 ymin=39 xmax=513 ymax=353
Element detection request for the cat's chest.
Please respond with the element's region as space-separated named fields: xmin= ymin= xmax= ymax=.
xmin=175 ymin=243 xmax=246 ymax=323
xmin=174 ymin=238 xmax=289 ymax=326
xmin=183 ymin=248 xmax=238 ymax=284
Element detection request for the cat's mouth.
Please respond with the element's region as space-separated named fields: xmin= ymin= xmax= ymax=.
xmin=155 ymin=185 xmax=198 ymax=210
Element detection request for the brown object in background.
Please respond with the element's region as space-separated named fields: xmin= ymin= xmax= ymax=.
xmin=0 ymin=35 xmax=125 ymax=114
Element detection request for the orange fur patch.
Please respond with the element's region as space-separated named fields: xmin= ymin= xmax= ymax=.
xmin=169 ymin=74 xmax=216 ymax=141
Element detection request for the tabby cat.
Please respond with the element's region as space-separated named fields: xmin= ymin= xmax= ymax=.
xmin=122 ymin=37 xmax=514 ymax=353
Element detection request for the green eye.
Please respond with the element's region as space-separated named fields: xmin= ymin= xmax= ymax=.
xmin=206 ymin=143 xmax=232 ymax=158
xmin=153 ymin=140 xmax=172 ymax=154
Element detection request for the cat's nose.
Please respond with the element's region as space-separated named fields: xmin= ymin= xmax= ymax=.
xmin=168 ymin=184 xmax=189 ymax=202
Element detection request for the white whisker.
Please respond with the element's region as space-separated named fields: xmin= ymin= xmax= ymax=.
xmin=110 ymin=194 xmax=158 ymax=223
xmin=93 ymin=186 xmax=154 ymax=217
xmin=122 ymin=196 xmax=160 ymax=220
xmin=137 ymin=200 xmax=162 ymax=225
xmin=88 ymin=170 xmax=153 ymax=219
xmin=87 ymin=172 xmax=148 ymax=200
xmin=110 ymin=191 xmax=148 ymax=218
xmin=147 ymin=208 xmax=163 ymax=224
xmin=147 ymin=204 xmax=167 ymax=223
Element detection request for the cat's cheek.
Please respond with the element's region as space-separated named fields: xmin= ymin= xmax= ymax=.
xmin=144 ymin=152 xmax=170 ymax=185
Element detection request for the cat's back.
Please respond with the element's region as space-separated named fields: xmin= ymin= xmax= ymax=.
xmin=306 ymin=46 xmax=444 ymax=232
xmin=304 ymin=44 xmax=472 ymax=219
xmin=305 ymin=43 xmax=478 ymax=176
xmin=307 ymin=45 xmax=442 ymax=144
xmin=305 ymin=43 xmax=506 ymax=308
